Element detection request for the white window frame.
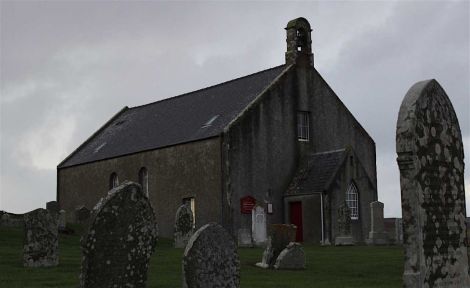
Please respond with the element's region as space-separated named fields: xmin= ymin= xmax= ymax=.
xmin=110 ymin=173 xmax=119 ymax=189
xmin=183 ymin=197 xmax=196 ymax=229
xmin=346 ymin=183 xmax=359 ymax=220
xmin=297 ymin=111 xmax=310 ymax=142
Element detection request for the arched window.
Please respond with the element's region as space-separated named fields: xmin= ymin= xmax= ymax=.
xmin=138 ymin=167 xmax=148 ymax=196
xmin=346 ymin=182 xmax=359 ymax=220
xmin=109 ymin=173 xmax=119 ymax=189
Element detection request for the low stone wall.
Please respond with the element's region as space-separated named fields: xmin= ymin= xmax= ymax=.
xmin=0 ymin=211 xmax=24 ymax=228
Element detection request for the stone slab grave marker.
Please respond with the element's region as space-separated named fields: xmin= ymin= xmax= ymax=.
xmin=334 ymin=202 xmax=354 ymax=246
xmin=396 ymin=79 xmax=469 ymax=288
xmin=237 ymin=228 xmax=252 ymax=247
xmin=367 ymin=201 xmax=388 ymax=245
xmin=256 ymin=224 xmax=297 ymax=268
xmin=46 ymin=201 xmax=59 ymax=213
xmin=182 ymin=223 xmax=240 ymax=288
xmin=79 ymin=181 xmax=158 ymax=288
xmin=23 ymin=208 xmax=58 ymax=267
xmin=58 ymin=210 xmax=66 ymax=231
xmin=251 ymin=205 xmax=267 ymax=247
xmin=75 ymin=206 xmax=91 ymax=224
xmin=174 ymin=203 xmax=194 ymax=248
xmin=274 ymin=242 xmax=306 ymax=270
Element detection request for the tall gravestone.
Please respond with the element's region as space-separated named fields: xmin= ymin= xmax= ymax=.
xmin=182 ymin=223 xmax=240 ymax=288
xmin=396 ymin=79 xmax=469 ymax=287
xmin=334 ymin=202 xmax=354 ymax=246
xmin=79 ymin=181 xmax=158 ymax=288
xmin=23 ymin=208 xmax=59 ymax=267
xmin=367 ymin=201 xmax=388 ymax=245
xmin=251 ymin=205 xmax=267 ymax=247
xmin=174 ymin=204 xmax=194 ymax=248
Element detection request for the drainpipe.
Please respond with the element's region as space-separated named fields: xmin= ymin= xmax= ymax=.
xmin=320 ymin=192 xmax=324 ymax=244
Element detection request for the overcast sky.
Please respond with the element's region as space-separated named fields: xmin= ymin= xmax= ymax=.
xmin=1 ymin=1 xmax=469 ymax=217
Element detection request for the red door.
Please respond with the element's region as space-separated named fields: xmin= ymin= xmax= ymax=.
xmin=290 ymin=201 xmax=303 ymax=242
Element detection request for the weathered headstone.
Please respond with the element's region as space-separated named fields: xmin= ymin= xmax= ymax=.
xmin=174 ymin=204 xmax=194 ymax=248
xmin=334 ymin=202 xmax=354 ymax=246
xmin=75 ymin=206 xmax=90 ymax=224
xmin=251 ymin=205 xmax=267 ymax=246
xmin=366 ymin=201 xmax=388 ymax=245
xmin=46 ymin=201 xmax=59 ymax=213
xmin=384 ymin=218 xmax=403 ymax=245
xmin=237 ymin=228 xmax=253 ymax=247
xmin=79 ymin=181 xmax=158 ymax=288
xmin=58 ymin=210 xmax=66 ymax=231
xmin=274 ymin=242 xmax=306 ymax=270
xmin=182 ymin=223 xmax=240 ymax=288
xmin=396 ymin=79 xmax=469 ymax=287
xmin=23 ymin=208 xmax=58 ymax=267
xmin=256 ymin=224 xmax=297 ymax=268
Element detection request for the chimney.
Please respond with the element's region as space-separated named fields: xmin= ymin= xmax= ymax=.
xmin=285 ymin=17 xmax=314 ymax=67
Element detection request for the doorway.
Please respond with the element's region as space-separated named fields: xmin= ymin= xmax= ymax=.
xmin=290 ymin=201 xmax=303 ymax=242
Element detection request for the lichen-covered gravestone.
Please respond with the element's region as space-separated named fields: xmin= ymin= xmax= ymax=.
xmin=256 ymin=224 xmax=297 ymax=268
xmin=396 ymin=79 xmax=469 ymax=288
xmin=182 ymin=223 xmax=240 ymax=288
xmin=334 ymin=202 xmax=353 ymax=246
xmin=274 ymin=242 xmax=306 ymax=270
xmin=80 ymin=181 xmax=158 ymax=288
xmin=174 ymin=204 xmax=194 ymax=248
xmin=23 ymin=208 xmax=58 ymax=267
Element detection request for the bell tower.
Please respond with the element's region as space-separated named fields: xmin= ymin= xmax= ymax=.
xmin=285 ymin=17 xmax=313 ymax=67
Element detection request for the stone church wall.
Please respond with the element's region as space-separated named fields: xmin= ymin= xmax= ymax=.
xmin=58 ymin=137 xmax=222 ymax=238
xmin=224 ymin=66 xmax=298 ymax=235
xmin=310 ymin=70 xmax=377 ymax=191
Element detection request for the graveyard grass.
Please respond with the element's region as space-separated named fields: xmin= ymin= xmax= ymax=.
xmin=0 ymin=226 xmax=402 ymax=288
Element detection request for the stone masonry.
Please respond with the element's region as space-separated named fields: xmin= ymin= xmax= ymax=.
xmin=396 ymin=79 xmax=469 ymax=287
xmin=23 ymin=208 xmax=59 ymax=267
xmin=182 ymin=223 xmax=240 ymax=288
xmin=79 ymin=181 xmax=158 ymax=288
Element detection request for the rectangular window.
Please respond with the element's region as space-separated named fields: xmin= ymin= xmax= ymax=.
xmin=297 ymin=111 xmax=310 ymax=141
xmin=182 ymin=197 xmax=196 ymax=228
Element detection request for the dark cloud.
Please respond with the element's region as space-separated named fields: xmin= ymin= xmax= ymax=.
xmin=1 ymin=1 xmax=468 ymax=215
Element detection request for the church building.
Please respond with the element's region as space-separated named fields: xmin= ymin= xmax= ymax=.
xmin=57 ymin=18 xmax=377 ymax=244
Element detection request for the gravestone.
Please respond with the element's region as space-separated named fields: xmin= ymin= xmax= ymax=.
xmin=182 ymin=223 xmax=240 ymax=288
xmin=237 ymin=228 xmax=252 ymax=247
xmin=46 ymin=201 xmax=59 ymax=213
xmin=274 ymin=242 xmax=306 ymax=270
xmin=174 ymin=203 xmax=194 ymax=248
xmin=79 ymin=181 xmax=158 ymax=288
xmin=251 ymin=205 xmax=267 ymax=246
xmin=75 ymin=206 xmax=90 ymax=224
xmin=256 ymin=224 xmax=297 ymax=268
xmin=334 ymin=202 xmax=354 ymax=246
xmin=367 ymin=201 xmax=388 ymax=245
xmin=384 ymin=218 xmax=404 ymax=245
xmin=23 ymin=208 xmax=58 ymax=267
xmin=396 ymin=79 xmax=469 ymax=287
xmin=58 ymin=210 xmax=66 ymax=231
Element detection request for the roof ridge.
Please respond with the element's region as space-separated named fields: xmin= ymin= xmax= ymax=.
xmin=130 ymin=64 xmax=285 ymax=110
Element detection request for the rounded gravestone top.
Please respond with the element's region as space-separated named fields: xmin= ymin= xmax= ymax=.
xmin=79 ymin=181 xmax=158 ymax=288
xmin=183 ymin=223 xmax=240 ymax=288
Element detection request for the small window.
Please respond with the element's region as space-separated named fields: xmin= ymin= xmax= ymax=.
xmin=182 ymin=197 xmax=196 ymax=228
xmin=109 ymin=173 xmax=119 ymax=189
xmin=297 ymin=111 xmax=310 ymax=141
xmin=346 ymin=183 xmax=359 ymax=220
xmin=138 ymin=167 xmax=149 ymax=196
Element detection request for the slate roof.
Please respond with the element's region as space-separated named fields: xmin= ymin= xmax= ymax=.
xmin=285 ymin=149 xmax=347 ymax=195
xmin=59 ymin=65 xmax=287 ymax=168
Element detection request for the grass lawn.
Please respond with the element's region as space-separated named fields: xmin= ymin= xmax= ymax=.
xmin=0 ymin=226 xmax=403 ymax=287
